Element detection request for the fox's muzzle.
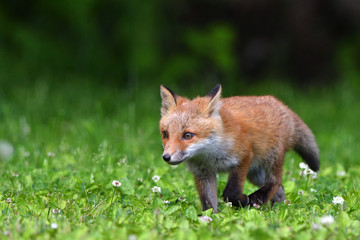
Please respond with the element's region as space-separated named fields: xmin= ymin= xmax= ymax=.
xmin=162 ymin=151 xmax=187 ymax=165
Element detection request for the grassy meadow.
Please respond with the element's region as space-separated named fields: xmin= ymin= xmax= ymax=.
xmin=1 ymin=78 xmax=360 ymax=239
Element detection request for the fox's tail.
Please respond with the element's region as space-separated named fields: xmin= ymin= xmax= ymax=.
xmin=293 ymin=116 xmax=320 ymax=172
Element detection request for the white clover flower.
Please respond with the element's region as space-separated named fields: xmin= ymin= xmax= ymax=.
xmin=320 ymin=215 xmax=334 ymax=225
xmin=112 ymin=180 xmax=121 ymax=187
xmin=178 ymin=196 xmax=186 ymax=202
xmin=298 ymin=162 xmax=318 ymax=178
xmin=6 ymin=198 xmax=12 ymax=203
xmin=304 ymin=168 xmax=316 ymax=176
xmin=198 ymin=215 xmax=212 ymax=223
xmin=47 ymin=152 xmax=56 ymax=158
xmin=283 ymin=199 xmax=291 ymax=206
xmin=253 ymin=203 xmax=260 ymax=209
xmin=163 ymin=200 xmax=170 ymax=204
xmin=50 ymin=223 xmax=58 ymax=229
xmin=152 ymin=175 xmax=160 ymax=182
xmin=137 ymin=178 xmax=143 ymax=182
xmin=152 ymin=186 xmax=161 ymax=193
xmin=332 ymin=196 xmax=344 ymax=205
xmin=305 ymin=169 xmax=314 ymax=175
xmin=225 ymin=202 xmax=232 ymax=207
xmin=299 ymin=162 xmax=309 ymax=169
xmin=336 ymin=171 xmax=346 ymax=177
xmin=12 ymin=172 xmax=19 ymax=177
xmin=298 ymin=190 xmax=304 ymax=195
xmin=299 ymin=168 xmax=317 ymax=178
xmin=24 ymin=152 xmax=30 ymax=157
xmin=310 ymin=188 xmax=317 ymax=192
xmin=52 ymin=209 xmax=61 ymax=214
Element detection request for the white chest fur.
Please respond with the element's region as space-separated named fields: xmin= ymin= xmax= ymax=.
xmin=184 ymin=134 xmax=239 ymax=176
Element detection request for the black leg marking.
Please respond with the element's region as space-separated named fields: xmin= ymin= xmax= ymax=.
xmin=248 ymin=182 xmax=278 ymax=206
xmin=223 ymin=189 xmax=249 ymax=207
xmin=222 ymin=169 xmax=249 ymax=207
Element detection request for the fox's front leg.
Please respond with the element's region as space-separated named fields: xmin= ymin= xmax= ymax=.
xmin=194 ymin=173 xmax=218 ymax=213
xmin=222 ymin=153 xmax=253 ymax=207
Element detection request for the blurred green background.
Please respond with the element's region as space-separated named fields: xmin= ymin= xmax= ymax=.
xmin=0 ymin=0 xmax=360 ymax=159
xmin=1 ymin=0 xmax=360 ymax=163
xmin=0 ymin=0 xmax=359 ymax=91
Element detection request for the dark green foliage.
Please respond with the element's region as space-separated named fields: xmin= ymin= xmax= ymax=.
xmin=0 ymin=0 xmax=359 ymax=88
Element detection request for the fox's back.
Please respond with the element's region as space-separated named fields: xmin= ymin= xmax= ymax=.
xmin=220 ymin=96 xmax=297 ymax=156
xmin=221 ymin=95 xmax=291 ymax=118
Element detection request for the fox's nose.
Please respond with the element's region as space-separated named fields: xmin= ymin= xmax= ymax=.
xmin=162 ymin=154 xmax=171 ymax=162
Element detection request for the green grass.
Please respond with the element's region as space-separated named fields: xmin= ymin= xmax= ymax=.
xmin=1 ymin=79 xmax=360 ymax=239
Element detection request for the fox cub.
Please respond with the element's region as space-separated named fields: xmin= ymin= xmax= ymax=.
xmin=159 ymin=84 xmax=319 ymax=212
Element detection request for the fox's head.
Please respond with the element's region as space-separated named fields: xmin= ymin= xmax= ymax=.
xmin=159 ymin=84 xmax=223 ymax=165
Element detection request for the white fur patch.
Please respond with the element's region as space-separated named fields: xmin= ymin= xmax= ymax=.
xmin=183 ymin=134 xmax=239 ymax=176
xmin=167 ymin=150 xmax=186 ymax=165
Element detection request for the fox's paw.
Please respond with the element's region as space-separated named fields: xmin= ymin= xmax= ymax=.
xmin=248 ymin=192 xmax=267 ymax=206
xmin=223 ymin=192 xmax=249 ymax=207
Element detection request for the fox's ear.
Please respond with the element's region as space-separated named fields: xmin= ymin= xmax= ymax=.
xmin=206 ymin=84 xmax=222 ymax=117
xmin=160 ymin=85 xmax=177 ymax=116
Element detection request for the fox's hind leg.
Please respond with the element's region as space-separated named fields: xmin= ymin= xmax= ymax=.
xmin=248 ymin=152 xmax=285 ymax=206
xmin=247 ymin=166 xmax=286 ymax=204
xmin=271 ymin=184 xmax=285 ymax=204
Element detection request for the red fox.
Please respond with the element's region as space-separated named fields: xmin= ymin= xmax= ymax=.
xmin=159 ymin=84 xmax=319 ymax=213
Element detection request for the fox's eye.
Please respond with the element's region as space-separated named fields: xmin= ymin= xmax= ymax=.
xmin=183 ymin=132 xmax=194 ymax=140
xmin=162 ymin=130 xmax=169 ymax=139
